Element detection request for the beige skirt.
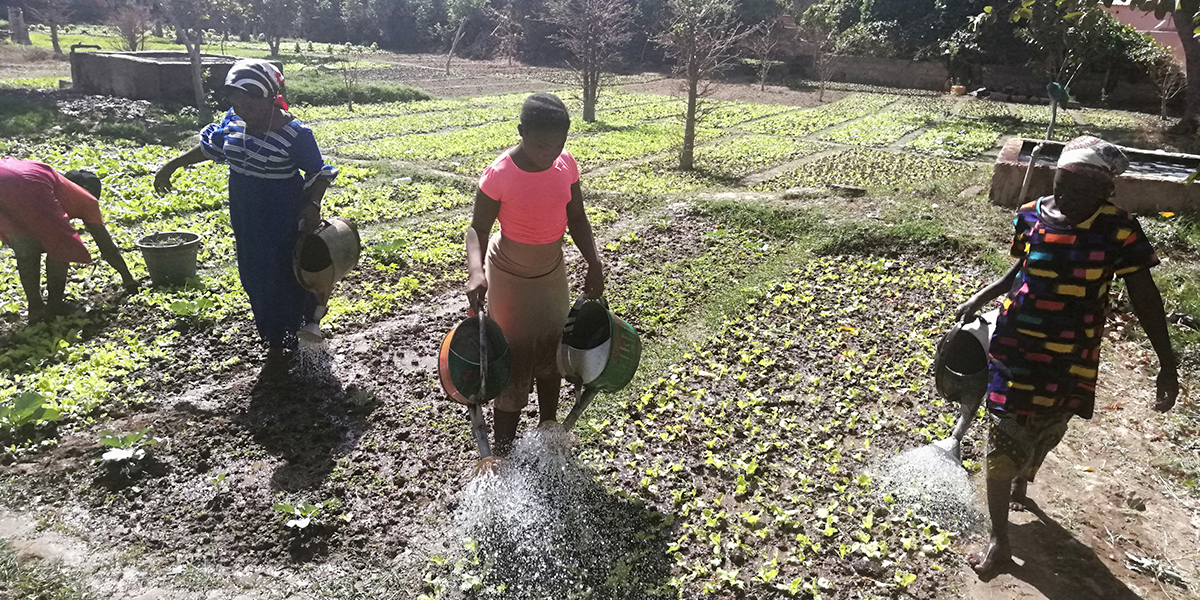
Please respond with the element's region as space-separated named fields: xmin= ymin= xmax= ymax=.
xmin=485 ymin=233 xmax=569 ymax=412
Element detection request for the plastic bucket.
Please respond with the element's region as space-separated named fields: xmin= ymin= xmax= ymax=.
xmin=558 ymin=298 xmax=641 ymax=392
xmin=135 ymin=231 xmax=201 ymax=287
xmin=438 ymin=314 xmax=512 ymax=405
xmin=294 ymin=217 xmax=361 ymax=296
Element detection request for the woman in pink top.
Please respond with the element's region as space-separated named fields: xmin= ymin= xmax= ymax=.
xmin=465 ymin=93 xmax=605 ymax=454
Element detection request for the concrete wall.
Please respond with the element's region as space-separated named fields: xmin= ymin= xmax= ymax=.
xmin=70 ymin=51 xmax=280 ymax=105
xmin=990 ymin=138 xmax=1200 ymax=215
xmin=789 ymin=53 xmax=1161 ymax=111
xmin=821 ymin=55 xmax=951 ymax=91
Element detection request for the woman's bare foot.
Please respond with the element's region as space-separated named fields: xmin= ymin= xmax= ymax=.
xmin=968 ymin=537 xmax=1012 ymax=573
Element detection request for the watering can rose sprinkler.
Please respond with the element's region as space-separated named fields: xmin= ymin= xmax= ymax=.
xmin=930 ymin=309 xmax=998 ymax=461
xmin=293 ymin=217 xmax=361 ymax=343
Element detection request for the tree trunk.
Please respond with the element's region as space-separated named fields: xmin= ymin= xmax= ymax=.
xmin=187 ymin=39 xmax=210 ymax=124
xmin=154 ymin=21 xmax=164 ymax=38
xmin=269 ymin=35 xmax=281 ymax=57
xmin=1172 ymin=5 xmax=1200 ymax=131
xmin=9 ymin=8 xmax=31 ymax=45
xmin=681 ymin=60 xmax=699 ymax=171
xmin=166 ymin=5 xmax=212 ymax=126
xmin=50 ymin=23 xmax=62 ymax=55
xmin=583 ymin=69 xmax=597 ymax=122
xmin=446 ymin=19 xmax=467 ymax=76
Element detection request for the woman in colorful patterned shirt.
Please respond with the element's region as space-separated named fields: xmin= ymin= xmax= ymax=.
xmin=464 ymin=93 xmax=605 ymax=454
xmin=955 ymin=136 xmax=1178 ymax=572
xmin=154 ymin=59 xmax=337 ymax=376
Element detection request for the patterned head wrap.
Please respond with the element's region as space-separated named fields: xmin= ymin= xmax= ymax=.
xmin=1056 ymin=135 xmax=1129 ymax=180
xmin=224 ymin=59 xmax=288 ymax=109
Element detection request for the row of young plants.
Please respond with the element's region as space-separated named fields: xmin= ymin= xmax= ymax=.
xmin=587 ymin=136 xmax=829 ymax=195
xmin=742 ymin=94 xmax=898 ymax=139
xmin=757 ymin=148 xmax=978 ymax=192
xmin=818 ymin=97 xmax=955 ymax=148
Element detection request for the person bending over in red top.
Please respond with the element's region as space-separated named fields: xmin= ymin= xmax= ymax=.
xmin=464 ymin=92 xmax=606 ymax=455
xmin=0 ymin=159 xmax=137 ymax=322
xmin=955 ymin=136 xmax=1178 ymax=573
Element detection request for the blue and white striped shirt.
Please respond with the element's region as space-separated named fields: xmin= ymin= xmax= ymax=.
xmin=200 ymin=109 xmax=337 ymax=187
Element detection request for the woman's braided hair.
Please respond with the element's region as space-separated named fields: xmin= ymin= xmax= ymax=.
xmin=520 ymin=93 xmax=570 ymax=132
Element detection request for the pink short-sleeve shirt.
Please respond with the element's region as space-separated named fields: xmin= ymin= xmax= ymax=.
xmin=478 ymin=151 xmax=579 ymax=245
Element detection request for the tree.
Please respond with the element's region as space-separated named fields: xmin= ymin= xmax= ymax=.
xmin=488 ymin=0 xmax=523 ymax=66
xmin=796 ymin=2 xmax=840 ymax=101
xmin=994 ymin=1 xmax=1200 ymax=129
xmin=658 ymin=0 xmax=753 ymax=170
xmin=159 ymin=0 xmax=214 ymax=124
xmin=110 ymin=4 xmax=153 ymax=52
xmin=543 ymin=0 xmax=635 ymax=122
xmin=1140 ymin=42 xmax=1188 ymax=118
xmin=29 ymin=0 xmax=71 ymax=56
xmin=445 ymin=0 xmax=488 ymax=75
xmin=244 ymin=0 xmax=298 ymax=57
xmin=744 ymin=15 xmax=781 ymax=91
xmin=338 ymin=43 xmax=366 ymax=111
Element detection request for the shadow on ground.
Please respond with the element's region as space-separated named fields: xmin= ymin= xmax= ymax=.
xmin=239 ymin=347 xmax=376 ymax=493
xmin=979 ymin=502 xmax=1142 ymax=600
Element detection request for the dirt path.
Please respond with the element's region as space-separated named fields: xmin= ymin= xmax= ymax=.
xmin=960 ymin=340 xmax=1199 ymax=600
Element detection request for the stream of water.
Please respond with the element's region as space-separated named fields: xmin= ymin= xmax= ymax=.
xmin=876 ymin=444 xmax=986 ymax=535
xmin=442 ymin=427 xmax=671 ymax=599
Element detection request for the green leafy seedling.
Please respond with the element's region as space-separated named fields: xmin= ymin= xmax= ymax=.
xmin=0 ymin=391 xmax=60 ymax=429
xmin=169 ymin=297 xmax=215 ymax=318
xmin=274 ymin=501 xmax=322 ymax=529
xmin=98 ymin=426 xmax=157 ymax=463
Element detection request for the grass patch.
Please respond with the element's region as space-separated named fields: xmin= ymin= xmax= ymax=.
xmin=286 ymin=69 xmax=430 ymax=107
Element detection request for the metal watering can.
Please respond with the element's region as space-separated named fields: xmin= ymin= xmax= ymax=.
xmin=931 ymin=309 xmax=998 ymax=460
xmin=293 ymin=218 xmax=361 ymax=342
xmin=557 ymin=297 xmax=642 ymax=429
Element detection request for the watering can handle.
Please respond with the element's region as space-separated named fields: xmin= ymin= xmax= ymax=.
xmin=574 ymin=295 xmax=609 ymax=311
xmin=475 ymin=309 xmax=488 ymax=405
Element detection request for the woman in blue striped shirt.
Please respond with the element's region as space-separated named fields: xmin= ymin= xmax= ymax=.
xmin=155 ymin=59 xmax=338 ymax=376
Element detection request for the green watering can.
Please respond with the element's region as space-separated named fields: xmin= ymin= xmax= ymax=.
xmin=557 ymin=297 xmax=642 ymax=428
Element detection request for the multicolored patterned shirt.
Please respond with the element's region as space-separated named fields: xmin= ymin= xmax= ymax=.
xmin=986 ymin=198 xmax=1159 ymax=418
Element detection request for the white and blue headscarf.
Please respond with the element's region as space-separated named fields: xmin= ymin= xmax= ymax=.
xmin=224 ymin=59 xmax=287 ymax=108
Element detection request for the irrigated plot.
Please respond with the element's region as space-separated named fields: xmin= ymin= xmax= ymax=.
xmin=569 ymin=122 xmax=720 ymax=171
xmin=757 ymin=147 xmax=976 ymax=190
xmin=338 ymin=120 xmax=519 ymax=162
xmin=820 ymin=97 xmax=955 ymax=147
xmin=904 ymin=118 xmax=1006 ymax=159
xmin=693 ymin=99 xmax=797 ymax=128
xmin=742 ymin=93 xmax=897 ymax=138
xmin=578 ymin=256 xmax=977 ymax=597
xmin=315 ymin=106 xmax=517 ymax=146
